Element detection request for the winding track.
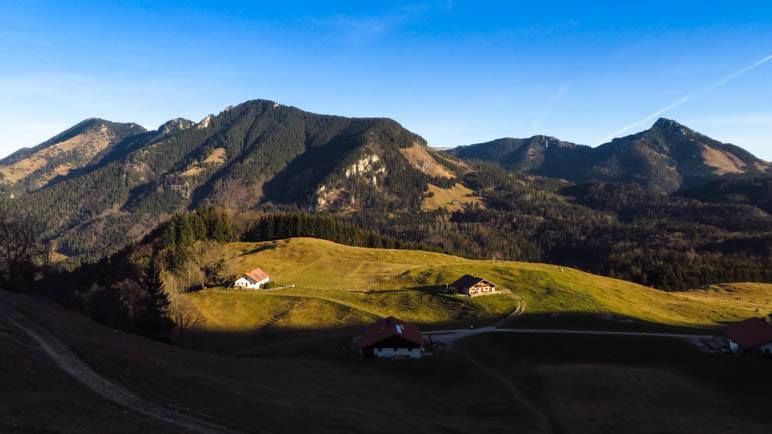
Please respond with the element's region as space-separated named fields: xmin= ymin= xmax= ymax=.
xmin=424 ymin=292 xmax=717 ymax=345
xmin=0 ymin=296 xmax=245 ymax=434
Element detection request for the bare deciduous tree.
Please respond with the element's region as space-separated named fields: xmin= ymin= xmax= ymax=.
xmin=0 ymin=200 xmax=48 ymax=291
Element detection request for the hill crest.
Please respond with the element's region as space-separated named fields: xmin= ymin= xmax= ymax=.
xmin=450 ymin=118 xmax=770 ymax=192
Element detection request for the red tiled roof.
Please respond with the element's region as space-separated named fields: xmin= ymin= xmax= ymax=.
xmin=725 ymin=317 xmax=772 ymax=349
xmin=355 ymin=317 xmax=427 ymax=349
xmin=245 ymin=267 xmax=270 ymax=283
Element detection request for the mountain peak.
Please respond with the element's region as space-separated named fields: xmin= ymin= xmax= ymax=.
xmin=651 ymin=118 xmax=694 ymax=135
xmin=653 ymin=117 xmax=681 ymax=128
xmin=158 ymin=118 xmax=194 ymax=134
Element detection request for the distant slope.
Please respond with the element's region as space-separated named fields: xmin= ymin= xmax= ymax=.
xmin=449 ymin=118 xmax=771 ymax=192
xmin=0 ymin=118 xmax=146 ymax=191
xmin=181 ymin=238 xmax=772 ymax=331
xmin=9 ymin=100 xmax=457 ymax=261
xmin=676 ymin=177 xmax=772 ymax=213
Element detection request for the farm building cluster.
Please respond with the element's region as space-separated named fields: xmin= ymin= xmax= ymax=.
xmin=230 ymin=267 xmax=503 ymax=360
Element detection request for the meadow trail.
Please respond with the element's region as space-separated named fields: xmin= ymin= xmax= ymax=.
xmin=426 ymin=326 xmax=718 ymax=347
xmin=0 ymin=295 xmax=247 ymax=434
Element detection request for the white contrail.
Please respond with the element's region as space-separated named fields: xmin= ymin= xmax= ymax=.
xmin=707 ymin=53 xmax=772 ymax=90
xmin=530 ymin=84 xmax=571 ymax=135
xmin=598 ymin=94 xmax=692 ymax=144
xmin=598 ymin=52 xmax=772 ymax=144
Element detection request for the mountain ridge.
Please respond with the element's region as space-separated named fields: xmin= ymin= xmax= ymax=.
xmin=2 ymin=99 xmax=455 ymax=260
xmin=2 ymin=101 xmax=769 ymax=283
xmin=449 ymin=117 xmax=770 ymax=192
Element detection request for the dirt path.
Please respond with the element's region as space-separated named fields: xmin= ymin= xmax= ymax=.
xmin=0 ymin=297 xmax=244 ymax=434
xmin=424 ymin=293 xmax=715 ymax=347
xmin=425 ymin=325 xmax=716 ymax=347
xmin=492 ymin=292 xmax=527 ymax=328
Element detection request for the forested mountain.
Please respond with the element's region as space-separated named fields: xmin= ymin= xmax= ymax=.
xmin=1 ymin=100 xmax=769 ymax=291
xmin=3 ymin=100 xmax=457 ymax=261
xmin=676 ymin=177 xmax=772 ymax=214
xmin=0 ymin=118 xmax=146 ymax=192
xmin=350 ymin=166 xmax=772 ymax=291
xmin=450 ymin=118 xmax=771 ymax=192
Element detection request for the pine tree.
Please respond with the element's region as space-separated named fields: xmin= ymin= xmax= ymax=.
xmin=136 ymin=253 xmax=173 ymax=339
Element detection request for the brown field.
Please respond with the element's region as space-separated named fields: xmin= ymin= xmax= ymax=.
xmin=203 ymin=147 xmax=226 ymax=164
xmin=0 ymin=126 xmax=114 ymax=183
xmin=422 ymin=183 xmax=484 ymax=211
xmin=182 ymin=147 xmax=227 ymax=177
xmin=2 ymin=290 xmax=771 ymax=434
xmin=0 ymin=303 xmax=178 ymax=433
xmin=700 ymin=144 xmax=746 ymax=175
xmin=399 ymin=145 xmax=455 ymax=178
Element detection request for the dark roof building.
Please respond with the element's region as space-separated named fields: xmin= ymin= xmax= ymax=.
xmin=725 ymin=317 xmax=772 ymax=354
xmin=354 ymin=317 xmax=428 ymax=359
xmin=450 ymin=274 xmax=497 ymax=297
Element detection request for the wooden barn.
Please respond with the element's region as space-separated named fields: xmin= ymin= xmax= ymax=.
xmin=233 ymin=267 xmax=271 ymax=289
xmin=354 ymin=317 xmax=429 ymax=359
xmin=450 ymin=275 xmax=497 ymax=297
xmin=725 ymin=317 xmax=772 ymax=355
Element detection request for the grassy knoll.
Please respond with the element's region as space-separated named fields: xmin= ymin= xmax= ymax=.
xmin=180 ymin=290 xmax=378 ymax=331
xmin=184 ymin=287 xmax=520 ymax=331
xmin=180 ymin=238 xmax=772 ymax=334
xmin=188 ymin=238 xmax=772 ymax=326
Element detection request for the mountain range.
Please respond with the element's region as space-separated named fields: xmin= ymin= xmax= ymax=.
xmin=0 ymin=100 xmax=457 ymax=259
xmin=1 ymin=99 xmax=769 ymax=268
xmin=450 ymin=118 xmax=771 ymax=192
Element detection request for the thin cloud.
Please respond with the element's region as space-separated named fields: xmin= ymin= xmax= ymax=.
xmin=530 ymin=83 xmax=572 ymax=135
xmin=707 ymin=53 xmax=772 ymax=90
xmin=310 ymin=5 xmax=428 ymax=42
xmin=598 ymin=94 xmax=692 ymax=144
xmin=598 ymin=52 xmax=772 ymax=144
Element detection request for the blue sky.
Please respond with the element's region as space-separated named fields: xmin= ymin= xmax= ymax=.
xmin=1 ymin=0 xmax=771 ymax=159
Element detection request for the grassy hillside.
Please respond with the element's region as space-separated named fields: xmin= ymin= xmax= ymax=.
xmin=179 ymin=238 xmax=772 ymax=335
xmin=12 ymin=288 xmax=772 ymax=434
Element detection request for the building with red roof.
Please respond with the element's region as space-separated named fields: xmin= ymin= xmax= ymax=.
xmin=233 ymin=267 xmax=271 ymax=289
xmin=724 ymin=317 xmax=772 ymax=355
xmin=354 ymin=317 xmax=429 ymax=359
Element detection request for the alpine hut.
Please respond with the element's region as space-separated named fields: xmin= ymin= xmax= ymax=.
xmin=354 ymin=317 xmax=429 ymax=359
xmin=450 ymin=275 xmax=497 ymax=297
xmin=233 ymin=267 xmax=271 ymax=289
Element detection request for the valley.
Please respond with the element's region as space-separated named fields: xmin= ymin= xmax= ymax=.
xmin=1 ymin=101 xmax=769 ymax=291
xmin=4 ymin=5 xmax=772 ymax=433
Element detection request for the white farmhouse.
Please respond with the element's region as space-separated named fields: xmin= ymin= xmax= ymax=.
xmin=233 ymin=267 xmax=271 ymax=289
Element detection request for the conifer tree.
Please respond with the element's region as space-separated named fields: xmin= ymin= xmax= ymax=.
xmin=135 ymin=253 xmax=173 ymax=339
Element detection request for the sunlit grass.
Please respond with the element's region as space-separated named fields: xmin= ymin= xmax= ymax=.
xmin=181 ymin=238 xmax=772 ymax=331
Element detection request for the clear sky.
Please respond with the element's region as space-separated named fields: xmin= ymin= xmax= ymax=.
xmin=1 ymin=1 xmax=771 ymax=159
